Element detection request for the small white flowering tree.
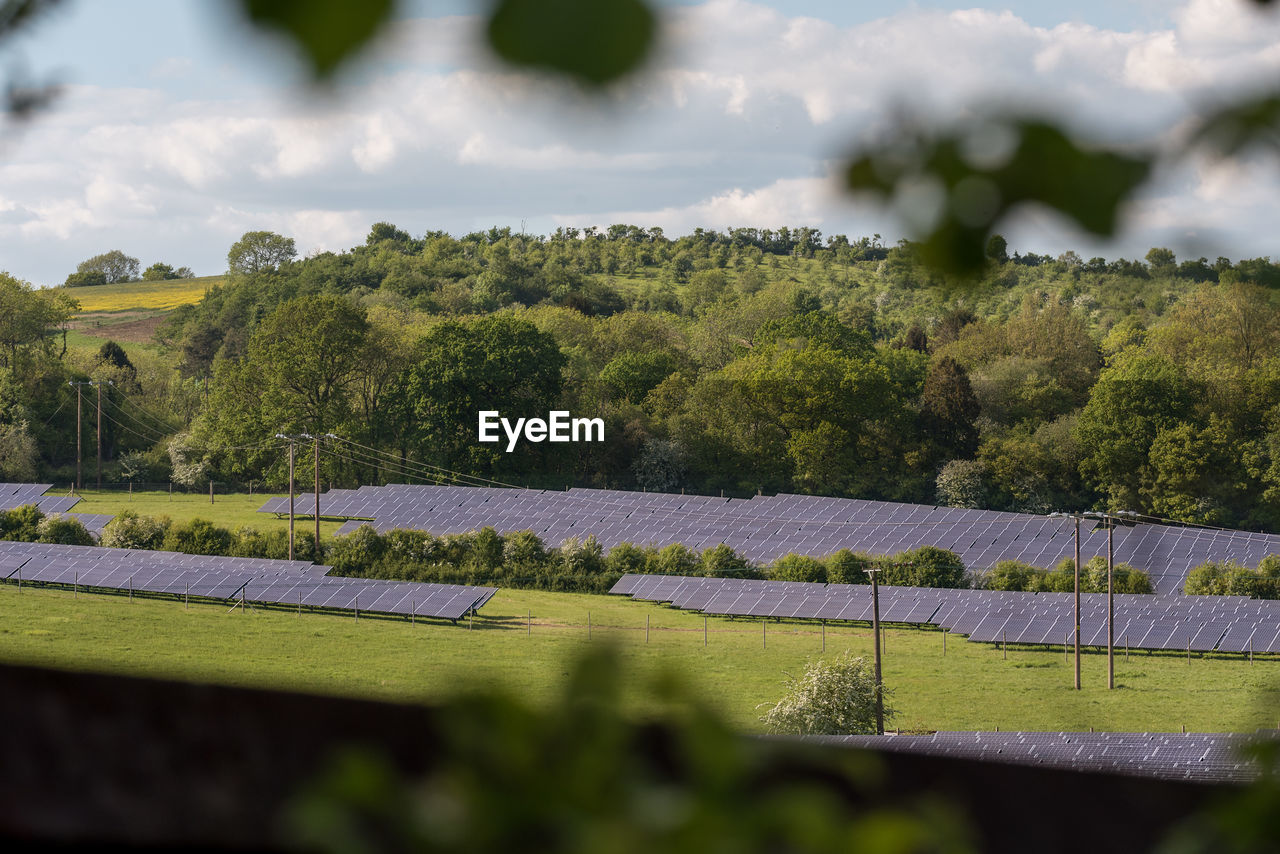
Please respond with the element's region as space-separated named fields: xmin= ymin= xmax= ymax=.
xmin=759 ymin=651 xmax=892 ymax=736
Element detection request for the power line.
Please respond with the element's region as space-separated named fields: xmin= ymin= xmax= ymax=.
xmin=330 ymin=436 xmax=525 ymax=490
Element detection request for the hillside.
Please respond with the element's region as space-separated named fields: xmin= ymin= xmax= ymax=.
xmin=59 ymin=275 xmax=223 ymax=346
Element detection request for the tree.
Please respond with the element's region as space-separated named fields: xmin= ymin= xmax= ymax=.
xmin=394 ymin=315 xmax=565 ymax=474
xmin=75 ymin=250 xmax=139 ymax=283
xmin=759 ymin=651 xmax=891 ymax=735
xmin=0 ymin=420 xmax=38 ymax=481
xmin=63 ymin=271 xmax=107 ymax=287
xmin=600 ymin=351 xmax=676 ymax=403
xmin=100 ymin=510 xmax=168 ymax=550
xmin=1076 ymin=354 xmax=1199 ymax=511
xmin=920 ymin=356 xmax=980 ymax=461
xmin=985 ymin=234 xmax=1009 ymax=264
xmin=984 ymin=560 xmax=1036 ymax=591
xmin=142 ymin=262 xmax=193 ymax=281
xmin=0 ymin=272 xmax=76 ymax=370
xmin=227 ymin=230 xmax=297 ymax=275
xmin=1145 ymin=247 xmax=1177 ymax=277
xmin=936 ymin=458 xmax=987 ymax=508
xmin=769 ymin=553 xmax=827 ymax=583
xmin=190 ymin=295 xmax=370 ymax=482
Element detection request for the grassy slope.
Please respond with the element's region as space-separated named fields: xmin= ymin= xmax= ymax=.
xmin=2 ymin=582 xmax=1277 ymax=733
xmin=59 ymin=275 xmax=223 ymax=314
xmin=68 ymin=489 xmax=347 ymax=537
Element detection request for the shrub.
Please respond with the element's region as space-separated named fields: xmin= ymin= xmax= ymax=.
xmin=100 ymin=510 xmax=167 ymax=550
xmin=386 ymin=529 xmax=441 ymax=564
xmin=985 ymin=560 xmax=1036 ymax=591
xmin=64 ymin=270 xmax=107 ymax=287
xmin=36 ymin=514 xmax=95 ymax=546
xmin=468 ymin=527 xmax=504 ymax=572
xmin=648 ymin=543 xmax=699 ymax=576
xmin=700 ymin=543 xmax=752 ymax=577
xmin=604 ymin=542 xmax=648 ymax=575
xmin=897 ymin=546 xmax=967 ymax=588
xmin=329 ymin=525 xmax=387 ymax=574
xmin=161 ymin=518 xmax=233 ymax=556
xmin=502 ymin=530 xmax=550 ymax=573
xmin=759 ymin=651 xmax=892 ymax=735
xmin=770 ymin=553 xmax=827 ymax=583
xmin=825 ymin=549 xmax=870 ymax=584
xmin=0 ymin=504 xmax=44 ymax=541
xmin=1033 ymin=560 xmax=1078 ymax=593
xmin=559 ymin=535 xmax=605 ymax=575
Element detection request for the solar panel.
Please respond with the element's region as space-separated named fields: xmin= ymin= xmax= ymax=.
xmin=0 ymin=540 xmax=497 ymax=622
xmin=274 ymin=484 xmax=1280 ymax=596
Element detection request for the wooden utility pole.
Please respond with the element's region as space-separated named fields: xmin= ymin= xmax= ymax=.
xmin=314 ymin=434 xmax=321 ymax=553
xmin=1074 ymin=515 xmax=1081 ymax=691
xmin=96 ymin=381 xmax=102 ymax=488
xmin=276 ymin=434 xmax=300 ymax=560
xmin=1107 ymin=518 xmax=1114 ymax=689
xmin=75 ymin=383 xmax=82 ymax=490
xmin=866 ymin=565 xmax=884 ymax=735
xmin=288 ymin=441 xmax=296 ymax=560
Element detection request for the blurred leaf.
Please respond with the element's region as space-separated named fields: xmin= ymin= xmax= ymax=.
xmin=0 ymin=0 xmax=64 ymax=39
xmin=1192 ymin=93 xmax=1280 ymax=157
xmin=238 ymin=0 xmax=396 ymax=78
xmin=487 ymin=0 xmax=657 ymax=86
xmin=846 ymin=118 xmax=1151 ymax=278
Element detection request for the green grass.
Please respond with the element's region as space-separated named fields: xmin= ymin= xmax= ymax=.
xmin=68 ymin=489 xmax=347 ymax=538
xmin=59 ymin=275 xmax=224 ymax=314
xmin=2 ymin=582 xmax=1278 ymax=733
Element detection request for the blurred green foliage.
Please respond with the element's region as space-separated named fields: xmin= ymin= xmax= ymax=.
xmin=285 ymin=647 xmax=973 ymax=854
xmin=846 ymin=119 xmax=1151 ymax=279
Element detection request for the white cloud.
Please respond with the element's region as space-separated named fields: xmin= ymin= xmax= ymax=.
xmin=5 ymin=0 xmax=1280 ymax=284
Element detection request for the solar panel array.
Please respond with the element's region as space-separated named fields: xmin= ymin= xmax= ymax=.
xmin=261 ymin=484 xmax=1280 ymax=594
xmin=610 ymin=573 xmax=1280 ymax=654
xmin=0 ymin=540 xmax=497 ymax=622
xmin=0 ymin=482 xmax=114 ymax=536
xmin=811 ymin=731 xmax=1259 ymax=783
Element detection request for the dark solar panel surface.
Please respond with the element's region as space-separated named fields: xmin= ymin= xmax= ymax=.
xmin=268 ymin=484 xmax=1280 ymax=595
xmin=810 ymin=731 xmax=1260 ymax=783
xmin=0 ymin=540 xmax=497 ymax=621
xmin=0 ymin=483 xmax=114 ymax=535
xmin=607 ymin=573 xmax=1280 ymax=653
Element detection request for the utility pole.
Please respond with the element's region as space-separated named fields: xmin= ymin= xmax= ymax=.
xmin=1048 ymin=512 xmax=1083 ymax=690
xmin=1074 ymin=515 xmax=1081 ymax=691
xmin=1084 ymin=510 xmax=1137 ymax=691
xmin=73 ymin=382 xmax=81 ymax=491
xmin=865 ymin=564 xmax=885 ymax=735
xmin=1106 ymin=517 xmax=1114 ymax=689
xmin=68 ymin=380 xmax=110 ymax=491
xmin=313 ymin=434 xmax=320 ymax=551
xmin=276 ymin=434 xmax=305 ymax=560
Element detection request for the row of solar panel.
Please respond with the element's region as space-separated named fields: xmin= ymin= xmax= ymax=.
xmin=0 ymin=541 xmax=497 ymax=622
xmin=610 ymin=574 xmax=1280 ymax=654
xmin=0 ymin=482 xmax=82 ymax=516
xmin=0 ymin=483 xmax=116 ymax=536
xmin=261 ymin=485 xmax=1280 ymax=595
xmin=814 ymin=732 xmax=1256 ymax=783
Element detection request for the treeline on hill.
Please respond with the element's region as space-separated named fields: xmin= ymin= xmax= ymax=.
xmin=7 ymin=224 xmax=1280 ymax=533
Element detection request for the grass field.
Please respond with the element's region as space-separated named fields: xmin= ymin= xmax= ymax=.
xmin=67 ymin=488 xmax=348 ymax=538
xmin=58 ymin=275 xmax=223 ymax=314
xmin=3 ymin=581 xmax=1279 ymax=733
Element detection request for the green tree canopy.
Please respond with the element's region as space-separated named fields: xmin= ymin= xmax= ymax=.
xmin=227 ymin=230 xmax=297 ymax=275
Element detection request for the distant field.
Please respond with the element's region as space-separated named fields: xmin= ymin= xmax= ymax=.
xmin=2 ymin=583 xmax=1278 ymax=733
xmin=70 ymin=489 xmax=345 ymax=538
xmin=59 ymin=275 xmax=222 ymax=314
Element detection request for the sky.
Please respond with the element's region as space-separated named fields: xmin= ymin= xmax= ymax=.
xmin=3 ymin=0 xmax=1280 ymax=285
